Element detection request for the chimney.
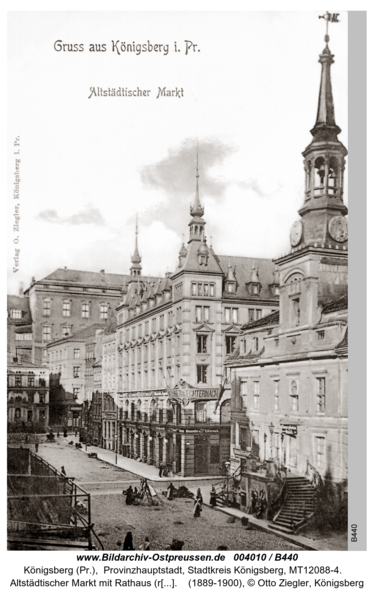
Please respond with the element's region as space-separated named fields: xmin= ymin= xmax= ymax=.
xmin=19 ymin=281 xmax=24 ymax=297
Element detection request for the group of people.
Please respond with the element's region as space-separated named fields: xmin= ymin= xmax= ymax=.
xmin=124 ymin=485 xmax=139 ymax=505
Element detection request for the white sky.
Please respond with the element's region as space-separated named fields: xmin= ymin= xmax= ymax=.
xmin=7 ymin=11 xmax=348 ymax=294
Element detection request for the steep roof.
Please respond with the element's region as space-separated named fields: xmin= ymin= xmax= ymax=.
xmin=218 ymin=255 xmax=277 ymax=301
xmin=321 ymin=294 xmax=348 ymax=314
xmin=7 ymin=295 xmax=32 ymax=324
xmin=173 ymin=240 xmax=223 ymax=276
xmin=27 ymin=268 xmax=126 ymax=290
xmin=241 ymin=310 xmax=280 ymax=331
xmin=47 ymin=323 xmax=105 ymax=347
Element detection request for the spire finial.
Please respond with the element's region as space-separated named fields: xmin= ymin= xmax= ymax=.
xmin=190 ymin=141 xmax=204 ymax=218
xmin=130 ymin=213 xmax=142 ymax=276
xmin=318 ymin=11 xmax=340 ymax=44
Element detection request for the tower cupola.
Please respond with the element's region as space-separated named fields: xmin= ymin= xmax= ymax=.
xmin=130 ymin=214 xmax=142 ymax=278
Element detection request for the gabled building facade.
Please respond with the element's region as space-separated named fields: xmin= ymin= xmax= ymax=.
xmin=116 ymin=166 xmax=279 ymax=476
xmin=7 ymin=355 xmax=50 ymax=432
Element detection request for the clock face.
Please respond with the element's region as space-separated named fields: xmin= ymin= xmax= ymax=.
xmin=290 ymin=220 xmax=303 ymax=247
xmin=328 ymin=216 xmax=348 ymax=243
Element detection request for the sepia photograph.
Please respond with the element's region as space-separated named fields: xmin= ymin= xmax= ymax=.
xmin=7 ymin=10 xmax=351 ymax=554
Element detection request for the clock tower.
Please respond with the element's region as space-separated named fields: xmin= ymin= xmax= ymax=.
xmin=275 ymin=30 xmax=348 ymax=331
xmin=290 ymin=34 xmax=348 ymax=250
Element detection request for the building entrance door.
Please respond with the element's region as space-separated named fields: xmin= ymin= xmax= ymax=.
xmin=285 ymin=435 xmax=298 ymax=469
xmin=194 ymin=434 xmax=209 ymax=475
xmin=158 ymin=437 xmax=163 ymax=464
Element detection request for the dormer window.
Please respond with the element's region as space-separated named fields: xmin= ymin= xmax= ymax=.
xmin=227 ymin=283 xmax=235 ymax=293
xmin=199 ymin=254 xmax=208 ymax=266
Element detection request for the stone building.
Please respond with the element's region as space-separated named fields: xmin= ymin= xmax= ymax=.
xmin=7 ymin=286 xmax=33 ymax=363
xmin=7 ymin=354 xmax=50 ymax=432
xmin=116 ymin=172 xmax=279 ymax=476
xmin=47 ymin=323 xmax=104 ymax=428
xmin=225 ymin=35 xmax=348 ymax=527
xmin=102 ymin=315 xmax=119 ymax=451
xmin=23 ymin=267 xmax=126 ymax=365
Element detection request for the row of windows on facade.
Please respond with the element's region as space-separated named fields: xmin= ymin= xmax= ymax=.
xmin=8 ymin=375 xmax=47 ymax=387
xmin=237 ymin=427 xmax=326 ymax=469
xmin=41 ymin=300 xmax=109 ymax=319
xmin=8 ymin=393 xmax=47 ymax=404
xmin=241 ymin=377 xmax=327 ymax=414
xmin=120 ymin=363 xmax=207 ymax=388
xmin=11 ymin=408 xmax=46 ymax=422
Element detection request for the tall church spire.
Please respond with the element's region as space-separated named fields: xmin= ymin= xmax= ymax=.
xmin=130 ymin=213 xmax=142 ymax=278
xmin=188 ymin=150 xmax=206 ymax=243
xmin=291 ymin=24 xmax=348 ymax=250
xmin=190 ymin=146 xmax=204 ymax=218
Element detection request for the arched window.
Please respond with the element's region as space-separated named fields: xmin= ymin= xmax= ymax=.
xmin=314 ymin=157 xmax=325 ymax=196
xmin=328 ymin=157 xmax=339 ymax=195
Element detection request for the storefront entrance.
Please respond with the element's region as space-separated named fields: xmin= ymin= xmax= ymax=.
xmin=284 ymin=434 xmax=298 ymax=469
xmin=194 ymin=434 xmax=209 ymax=475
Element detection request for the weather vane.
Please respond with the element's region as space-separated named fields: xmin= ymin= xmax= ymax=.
xmin=319 ymin=11 xmax=340 ymax=42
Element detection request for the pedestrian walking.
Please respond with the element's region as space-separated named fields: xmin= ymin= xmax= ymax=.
xmin=123 ymin=531 xmax=134 ymax=550
xmin=210 ymin=485 xmax=217 ymax=508
xmin=193 ymin=496 xmax=202 ymax=518
xmin=35 ymin=441 xmax=39 ymax=453
xmin=61 ymin=466 xmax=67 ymax=476
xmin=159 ymin=461 xmax=164 ymax=477
xmin=196 ymin=487 xmax=203 ymax=504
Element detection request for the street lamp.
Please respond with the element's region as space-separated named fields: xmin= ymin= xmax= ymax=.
xmin=225 ymin=460 xmax=231 ymax=505
xmin=268 ymin=422 xmax=274 ymax=460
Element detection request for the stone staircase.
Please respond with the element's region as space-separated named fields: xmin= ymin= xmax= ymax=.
xmin=269 ymin=474 xmax=316 ymax=534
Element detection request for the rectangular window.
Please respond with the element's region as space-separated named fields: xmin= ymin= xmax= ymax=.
xmin=203 ymin=306 xmax=210 ymax=322
xmin=225 ymin=335 xmax=236 ymax=354
xmin=232 ymin=308 xmax=238 ymax=324
xmin=225 ymin=308 xmax=231 ymax=323
xmin=252 ymin=430 xmax=260 ymax=457
xmin=210 ymin=284 xmax=215 ymax=297
xmin=100 ymin=305 xmax=108 ymax=320
xmin=197 ymin=334 xmax=208 ymax=354
xmin=11 ymin=309 xmax=22 ymax=319
xmin=160 ymin=315 xmax=164 ymax=329
xmin=82 ymin=303 xmax=90 ymax=318
xmin=316 ymin=437 xmax=325 ymax=469
xmin=290 ymin=394 xmax=299 ymax=412
xmin=253 ymin=381 xmax=260 ymax=409
xmin=191 ymin=283 xmax=197 ymax=296
xmin=240 ymin=379 xmax=247 ymax=397
xmin=198 ymin=283 xmax=203 ymax=296
xmin=228 ymin=282 xmax=235 ymax=293
xmin=145 ymin=321 xmax=149 ymax=334
xmin=73 ymin=366 xmax=80 ymax=378
xmin=253 ymin=337 xmax=259 ymax=351
xmin=239 ymin=427 xmax=247 ymax=450
xmin=248 ymin=308 xmax=255 ymax=323
xmin=195 ymin=401 xmax=207 ymax=423
xmin=196 ymin=306 xmax=202 ymax=323
xmin=62 ymin=301 xmax=70 ymax=317
xmin=42 ymin=325 xmax=51 ymax=342
xmin=152 ymin=318 xmax=156 ymax=332
xmin=73 ymin=388 xmax=79 ymax=400
xmin=43 ymin=300 xmax=51 ymax=317
xmin=274 ymin=380 xmax=279 ymax=411
xmin=275 ymin=338 xmax=279 ymax=347
xmin=74 ymin=348 xmax=80 ymax=359
xmin=292 ymin=298 xmax=300 ymax=326
xmin=241 ymin=338 xmax=247 ymax=354
xmin=204 ymin=283 xmax=209 ymax=296
xmin=317 ymin=330 xmax=325 ymax=340
xmin=256 ymin=309 xmax=262 ymax=320
xmin=197 ymin=365 xmax=207 ymax=384
xmin=316 ymin=377 xmax=326 ymax=413
xmin=27 ymin=376 xmax=34 ymax=387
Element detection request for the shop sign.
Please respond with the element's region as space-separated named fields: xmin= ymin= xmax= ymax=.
xmin=103 ymin=412 xmax=117 ymax=418
xmin=167 ymin=384 xmax=220 ymax=406
xmin=281 ymin=423 xmax=298 ymax=437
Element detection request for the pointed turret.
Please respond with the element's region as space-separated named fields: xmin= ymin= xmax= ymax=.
xmin=290 ymin=31 xmax=348 ymax=250
xmin=130 ymin=214 xmax=142 ymax=278
xmin=188 ymin=152 xmax=206 ymax=243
